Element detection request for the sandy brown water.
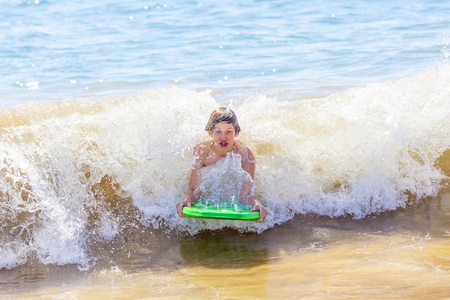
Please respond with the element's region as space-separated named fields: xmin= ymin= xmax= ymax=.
xmin=1 ymin=188 xmax=449 ymax=299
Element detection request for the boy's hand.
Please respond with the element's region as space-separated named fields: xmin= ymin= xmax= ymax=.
xmin=251 ymin=199 xmax=267 ymax=223
xmin=176 ymin=197 xmax=191 ymax=217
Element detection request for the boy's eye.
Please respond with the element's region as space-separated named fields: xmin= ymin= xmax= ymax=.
xmin=212 ymin=129 xmax=234 ymax=135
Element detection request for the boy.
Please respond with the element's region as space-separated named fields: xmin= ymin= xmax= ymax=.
xmin=176 ymin=107 xmax=267 ymax=223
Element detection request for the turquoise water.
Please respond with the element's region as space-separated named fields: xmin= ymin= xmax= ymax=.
xmin=1 ymin=0 xmax=449 ymax=104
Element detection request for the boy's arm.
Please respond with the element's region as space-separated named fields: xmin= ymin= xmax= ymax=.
xmin=241 ymin=147 xmax=256 ymax=203
xmin=176 ymin=145 xmax=204 ymax=217
xmin=241 ymin=146 xmax=256 ymax=178
xmin=240 ymin=147 xmax=267 ymax=223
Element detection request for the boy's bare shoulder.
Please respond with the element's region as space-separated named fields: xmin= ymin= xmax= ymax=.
xmin=193 ymin=140 xmax=212 ymax=156
xmin=194 ymin=140 xmax=211 ymax=149
xmin=234 ymin=140 xmax=255 ymax=161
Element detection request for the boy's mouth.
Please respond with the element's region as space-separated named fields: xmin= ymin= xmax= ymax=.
xmin=219 ymin=142 xmax=228 ymax=147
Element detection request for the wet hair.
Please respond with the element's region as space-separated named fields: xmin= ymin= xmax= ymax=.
xmin=205 ymin=107 xmax=241 ymax=134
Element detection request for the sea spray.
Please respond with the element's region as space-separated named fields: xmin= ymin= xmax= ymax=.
xmin=0 ymin=68 xmax=449 ymax=269
xmin=241 ymin=67 xmax=450 ymax=220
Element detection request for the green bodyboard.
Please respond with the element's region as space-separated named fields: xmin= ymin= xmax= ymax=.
xmin=182 ymin=201 xmax=260 ymax=221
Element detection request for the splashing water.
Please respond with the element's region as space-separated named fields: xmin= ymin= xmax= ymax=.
xmin=1 ymin=66 xmax=450 ymax=269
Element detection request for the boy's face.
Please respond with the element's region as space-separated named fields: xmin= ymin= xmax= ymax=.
xmin=209 ymin=121 xmax=238 ymax=151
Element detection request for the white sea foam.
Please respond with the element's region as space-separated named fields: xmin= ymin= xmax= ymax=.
xmin=0 ymin=67 xmax=449 ymax=268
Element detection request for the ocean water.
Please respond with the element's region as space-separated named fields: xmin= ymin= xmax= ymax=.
xmin=2 ymin=0 xmax=448 ymax=104
xmin=1 ymin=0 xmax=450 ymax=298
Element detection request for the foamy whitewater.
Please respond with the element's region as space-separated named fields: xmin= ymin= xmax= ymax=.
xmin=1 ymin=67 xmax=450 ymax=269
xmin=1 ymin=0 xmax=450 ymax=288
